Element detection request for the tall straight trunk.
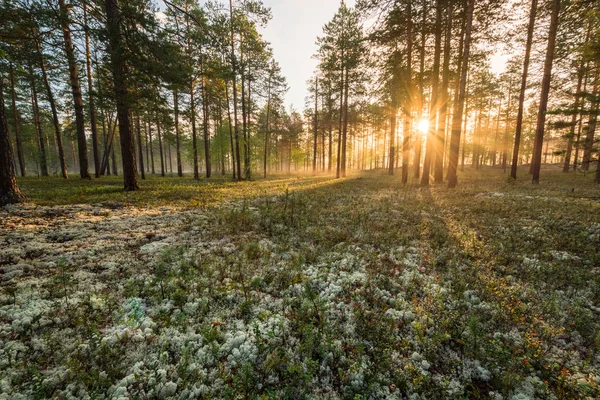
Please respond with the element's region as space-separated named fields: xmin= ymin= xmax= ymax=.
xmin=263 ymin=76 xmax=271 ymax=178
xmin=582 ymin=75 xmax=599 ymax=171
xmin=200 ymin=58 xmax=212 ymax=178
xmin=246 ymin=67 xmax=252 ymax=180
xmin=156 ymin=113 xmax=165 ymax=177
xmin=414 ymin=0 xmax=427 ymax=178
xmin=241 ymin=51 xmax=249 ymax=180
xmin=144 ymin=121 xmax=149 ymax=172
xmin=473 ymin=109 xmax=482 ymax=168
xmin=111 ymin=141 xmax=118 ymax=175
xmin=0 ymin=79 xmax=24 ymax=205
xmin=190 ymin=81 xmax=199 ymax=179
xmin=313 ymin=77 xmax=319 ymax=173
xmin=174 ymin=89 xmax=183 ymax=176
xmin=388 ymin=109 xmax=396 ymax=175
xmin=83 ymin=2 xmax=100 ymax=178
xmin=29 ymin=69 xmax=48 ymax=177
xmin=502 ymin=80 xmax=513 ymax=171
xmin=401 ymin=0 xmax=413 ymax=184
xmin=531 ymin=0 xmax=560 ymax=183
xmin=9 ymin=65 xmax=25 ymax=177
xmin=341 ymin=65 xmax=349 ymax=177
xmin=435 ymin=0 xmax=451 ymax=183
xmin=229 ymin=0 xmax=242 ymax=181
xmin=511 ymin=0 xmax=538 ymax=179
xmin=225 ymin=79 xmax=236 ymax=179
xmin=336 ymin=67 xmax=344 ymax=178
xmin=492 ymin=97 xmax=502 ymax=166
xmin=447 ymin=0 xmax=474 ymax=188
xmin=167 ymin=133 xmax=173 ymax=173
xmin=328 ymin=81 xmax=333 ymax=172
xmin=101 ymin=111 xmax=109 ymax=175
xmin=421 ymin=0 xmax=442 ymax=185
xmin=136 ymin=114 xmax=145 ymax=179
xmin=148 ymin=122 xmax=155 ymax=174
xmin=106 ymin=0 xmax=138 ymax=190
xmin=563 ymin=63 xmax=584 ymax=172
xmin=573 ymin=67 xmax=590 ymax=171
xmin=59 ymin=0 xmax=90 ymax=179
xmin=34 ymin=36 xmax=68 ymax=179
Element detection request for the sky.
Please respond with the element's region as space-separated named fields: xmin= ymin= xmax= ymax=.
xmin=259 ymin=0 xmax=355 ymax=111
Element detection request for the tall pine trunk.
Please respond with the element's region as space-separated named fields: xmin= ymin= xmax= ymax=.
xmin=34 ymin=36 xmax=68 ymax=179
xmin=447 ymin=0 xmax=474 ymax=188
xmin=83 ymin=2 xmax=100 ymax=178
xmin=531 ymin=0 xmax=560 ymax=183
xmin=59 ymin=0 xmax=90 ymax=179
xmin=435 ymin=1 xmax=452 ymax=183
xmin=174 ymin=89 xmax=183 ymax=177
xmin=421 ymin=0 xmax=442 ymax=185
xmin=401 ymin=0 xmax=413 ymax=184
xmin=9 ymin=64 xmax=26 ymax=177
xmin=105 ymin=0 xmax=139 ymax=190
xmin=511 ymin=0 xmax=537 ymax=179
xmin=0 ymin=79 xmax=25 ymax=206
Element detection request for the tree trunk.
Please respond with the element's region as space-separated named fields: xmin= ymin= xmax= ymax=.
xmin=29 ymin=68 xmax=48 ymax=177
xmin=263 ymin=75 xmax=271 ymax=178
xmin=200 ymin=58 xmax=212 ymax=178
xmin=229 ymin=0 xmax=242 ymax=181
xmin=511 ymin=0 xmax=538 ymax=179
xmin=341 ymin=65 xmax=349 ymax=177
xmin=563 ymin=62 xmax=584 ymax=172
xmin=447 ymin=0 xmax=474 ymax=188
xmin=435 ymin=0 xmax=451 ymax=183
xmin=531 ymin=0 xmax=560 ymax=183
xmin=0 ymin=79 xmax=25 ymax=206
xmin=225 ymin=78 xmax=236 ymax=180
xmin=9 ymin=65 xmax=26 ymax=177
xmin=136 ymin=114 xmax=145 ymax=179
xmin=582 ymin=75 xmax=599 ymax=171
xmin=59 ymin=0 xmax=90 ymax=179
xmin=156 ymin=112 xmax=165 ymax=177
xmin=34 ymin=36 xmax=68 ymax=179
xmin=313 ymin=77 xmax=319 ymax=173
xmin=105 ymin=0 xmax=139 ymax=190
xmin=401 ymin=0 xmax=413 ymax=183
xmin=174 ymin=89 xmax=183 ymax=176
xmin=421 ymin=0 xmax=442 ymax=185
xmin=83 ymin=2 xmax=100 ymax=178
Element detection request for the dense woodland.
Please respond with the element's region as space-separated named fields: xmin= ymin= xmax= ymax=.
xmin=1 ymin=0 xmax=599 ymax=205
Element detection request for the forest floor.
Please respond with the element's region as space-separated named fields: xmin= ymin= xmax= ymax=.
xmin=1 ymin=167 xmax=599 ymax=399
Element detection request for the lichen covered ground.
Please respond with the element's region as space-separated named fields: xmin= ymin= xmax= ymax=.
xmin=1 ymin=169 xmax=599 ymax=399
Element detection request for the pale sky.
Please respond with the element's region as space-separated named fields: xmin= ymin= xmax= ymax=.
xmin=259 ymin=0 xmax=355 ymax=111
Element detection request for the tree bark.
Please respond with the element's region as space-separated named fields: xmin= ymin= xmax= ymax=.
xmin=563 ymin=62 xmax=584 ymax=172
xmin=136 ymin=114 xmax=145 ymax=179
xmin=511 ymin=0 xmax=537 ymax=179
xmin=9 ymin=64 xmax=26 ymax=177
xmin=59 ymin=0 xmax=90 ymax=179
xmin=421 ymin=0 xmax=442 ymax=185
xmin=34 ymin=36 xmax=68 ymax=179
xmin=531 ymin=0 xmax=560 ymax=183
xmin=83 ymin=2 xmax=100 ymax=178
xmin=447 ymin=0 xmax=474 ymax=188
xmin=435 ymin=0 xmax=451 ymax=183
xmin=105 ymin=0 xmax=139 ymax=190
xmin=0 ymin=79 xmax=25 ymax=206
xmin=174 ymin=89 xmax=183 ymax=177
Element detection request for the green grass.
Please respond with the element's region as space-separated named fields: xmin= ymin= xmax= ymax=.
xmin=16 ymin=165 xmax=600 ymax=207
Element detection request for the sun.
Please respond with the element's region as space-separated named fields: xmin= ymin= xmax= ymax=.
xmin=417 ymin=119 xmax=429 ymax=133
